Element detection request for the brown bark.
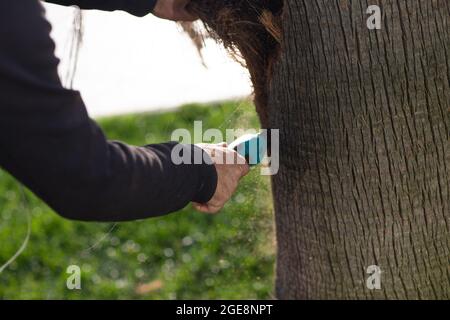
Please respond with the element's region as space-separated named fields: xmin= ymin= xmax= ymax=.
xmin=187 ymin=0 xmax=284 ymax=127
xmin=269 ymin=0 xmax=450 ymax=299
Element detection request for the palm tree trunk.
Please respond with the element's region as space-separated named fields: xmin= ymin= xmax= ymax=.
xmin=269 ymin=0 xmax=450 ymax=299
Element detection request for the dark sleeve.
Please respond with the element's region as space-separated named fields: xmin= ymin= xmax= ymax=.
xmin=0 ymin=0 xmax=217 ymax=222
xmin=44 ymin=0 xmax=157 ymax=17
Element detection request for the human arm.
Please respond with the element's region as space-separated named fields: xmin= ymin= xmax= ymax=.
xmin=43 ymin=0 xmax=197 ymax=20
xmin=0 ymin=0 xmax=211 ymax=222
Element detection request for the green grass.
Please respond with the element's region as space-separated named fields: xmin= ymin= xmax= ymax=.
xmin=0 ymin=100 xmax=275 ymax=299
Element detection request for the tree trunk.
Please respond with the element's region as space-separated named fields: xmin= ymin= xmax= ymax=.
xmin=269 ymin=0 xmax=450 ymax=299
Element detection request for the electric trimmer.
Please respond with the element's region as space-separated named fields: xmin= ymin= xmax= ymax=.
xmin=228 ymin=132 xmax=268 ymax=166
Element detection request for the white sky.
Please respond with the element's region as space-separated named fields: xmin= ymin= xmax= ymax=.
xmin=43 ymin=3 xmax=252 ymax=117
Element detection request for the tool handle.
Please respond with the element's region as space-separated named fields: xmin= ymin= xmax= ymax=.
xmin=228 ymin=133 xmax=267 ymax=166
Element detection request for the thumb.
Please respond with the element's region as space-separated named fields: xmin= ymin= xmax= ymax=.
xmin=175 ymin=0 xmax=198 ymax=21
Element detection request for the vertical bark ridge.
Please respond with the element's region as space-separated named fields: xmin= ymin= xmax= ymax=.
xmin=270 ymin=0 xmax=449 ymax=299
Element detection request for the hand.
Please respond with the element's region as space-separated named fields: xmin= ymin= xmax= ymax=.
xmin=152 ymin=0 xmax=198 ymax=21
xmin=193 ymin=143 xmax=250 ymax=214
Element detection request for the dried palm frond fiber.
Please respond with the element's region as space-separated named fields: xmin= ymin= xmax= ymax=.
xmin=183 ymin=0 xmax=284 ymax=127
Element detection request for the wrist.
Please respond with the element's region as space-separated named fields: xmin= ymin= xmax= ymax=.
xmin=126 ymin=0 xmax=158 ymax=17
xmin=191 ymin=145 xmax=218 ymax=203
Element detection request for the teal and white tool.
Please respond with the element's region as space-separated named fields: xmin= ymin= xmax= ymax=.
xmin=228 ymin=132 xmax=267 ymax=166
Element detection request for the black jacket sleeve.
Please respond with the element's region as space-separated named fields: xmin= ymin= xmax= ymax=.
xmin=44 ymin=0 xmax=157 ymax=17
xmin=0 ymin=0 xmax=217 ymax=222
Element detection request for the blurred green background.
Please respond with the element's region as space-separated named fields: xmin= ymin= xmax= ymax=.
xmin=0 ymin=101 xmax=275 ymax=299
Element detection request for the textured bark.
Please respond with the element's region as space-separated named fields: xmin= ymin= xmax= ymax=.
xmin=187 ymin=0 xmax=284 ymax=127
xmin=269 ymin=0 xmax=450 ymax=299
